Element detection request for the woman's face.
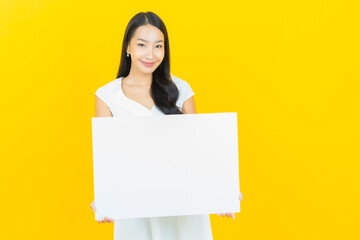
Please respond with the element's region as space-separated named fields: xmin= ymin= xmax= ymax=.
xmin=127 ymin=24 xmax=165 ymax=74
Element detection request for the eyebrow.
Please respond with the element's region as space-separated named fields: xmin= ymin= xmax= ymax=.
xmin=137 ymin=38 xmax=163 ymax=43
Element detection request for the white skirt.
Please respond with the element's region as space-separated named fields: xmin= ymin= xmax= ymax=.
xmin=114 ymin=215 xmax=213 ymax=240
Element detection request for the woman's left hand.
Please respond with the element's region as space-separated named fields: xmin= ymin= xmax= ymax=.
xmin=217 ymin=192 xmax=243 ymax=219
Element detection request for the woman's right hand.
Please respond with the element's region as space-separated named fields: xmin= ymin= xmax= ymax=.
xmin=90 ymin=200 xmax=115 ymax=223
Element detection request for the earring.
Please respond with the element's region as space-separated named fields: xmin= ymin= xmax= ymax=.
xmin=127 ymin=52 xmax=129 ymax=57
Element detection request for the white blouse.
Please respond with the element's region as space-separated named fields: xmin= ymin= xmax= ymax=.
xmin=95 ymin=74 xmax=195 ymax=116
xmin=95 ymin=75 xmax=213 ymax=240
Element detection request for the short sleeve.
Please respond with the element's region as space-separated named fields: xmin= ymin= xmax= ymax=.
xmin=95 ymin=86 xmax=111 ymax=108
xmin=171 ymin=75 xmax=196 ymax=108
xmin=181 ymin=80 xmax=195 ymax=103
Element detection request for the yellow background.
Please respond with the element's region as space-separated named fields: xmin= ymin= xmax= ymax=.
xmin=1 ymin=0 xmax=359 ymax=239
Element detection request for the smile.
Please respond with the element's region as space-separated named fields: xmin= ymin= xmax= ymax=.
xmin=141 ymin=60 xmax=155 ymax=67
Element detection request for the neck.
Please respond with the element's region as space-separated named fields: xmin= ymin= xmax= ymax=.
xmin=124 ymin=68 xmax=153 ymax=87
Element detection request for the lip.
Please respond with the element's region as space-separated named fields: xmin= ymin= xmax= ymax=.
xmin=140 ymin=60 xmax=155 ymax=67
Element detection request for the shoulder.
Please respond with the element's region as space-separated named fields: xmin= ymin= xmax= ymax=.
xmin=95 ymin=78 xmax=120 ymax=95
xmin=170 ymin=74 xmax=192 ymax=90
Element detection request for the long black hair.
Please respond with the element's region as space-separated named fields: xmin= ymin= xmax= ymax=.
xmin=116 ymin=12 xmax=183 ymax=115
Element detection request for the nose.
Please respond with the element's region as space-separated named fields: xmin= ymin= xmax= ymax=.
xmin=145 ymin=47 xmax=154 ymax=60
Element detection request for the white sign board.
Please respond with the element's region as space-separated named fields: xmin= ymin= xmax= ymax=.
xmin=92 ymin=112 xmax=240 ymax=220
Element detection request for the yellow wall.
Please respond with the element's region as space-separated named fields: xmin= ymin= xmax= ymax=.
xmin=1 ymin=0 xmax=359 ymax=239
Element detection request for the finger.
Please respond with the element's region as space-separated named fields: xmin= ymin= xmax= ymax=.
xmin=225 ymin=213 xmax=231 ymax=217
xmin=90 ymin=202 xmax=96 ymax=212
xmin=230 ymin=213 xmax=235 ymax=219
xmin=239 ymin=192 xmax=243 ymax=201
xmin=220 ymin=213 xmax=225 ymax=217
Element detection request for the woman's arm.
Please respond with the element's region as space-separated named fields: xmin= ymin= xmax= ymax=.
xmin=91 ymin=95 xmax=114 ymax=223
xmin=95 ymin=95 xmax=113 ymax=117
xmin=183 ymin=96 xmax=243 ymax=219
xmin=182 ymin=96 xmax=196 ymax=114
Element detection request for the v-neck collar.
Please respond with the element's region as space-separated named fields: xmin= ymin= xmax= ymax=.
xmin=118 ymin=77 xmax=156 ymax=111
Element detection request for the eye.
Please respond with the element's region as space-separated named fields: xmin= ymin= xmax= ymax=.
xmin=156 ymin=45 xmax=163 ymax=48
xmin=138 ymin=43 xmax=145 ymax=47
